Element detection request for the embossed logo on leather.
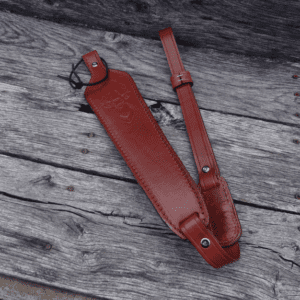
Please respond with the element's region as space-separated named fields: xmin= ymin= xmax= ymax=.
xmin=101 ymin=79 xmax=134 ymax=123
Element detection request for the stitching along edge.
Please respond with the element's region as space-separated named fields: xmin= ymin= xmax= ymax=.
xmin=84 ymin=69 xmax=210 ymax=240
xmin=218 ymin=176 xmax=242 ymax=246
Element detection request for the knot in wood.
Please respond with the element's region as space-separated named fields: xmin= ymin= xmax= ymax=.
xmin=81 ymin=148 xmax=89 ymax=154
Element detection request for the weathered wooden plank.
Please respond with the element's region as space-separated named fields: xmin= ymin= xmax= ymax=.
xmin=0 ymin=274 xmax=102 ymax=300
xmin=1 ymin=0 xmax=300 ymax=64
xmin=0 ymin=7 xmax=300 ymax=299
xmin=0 ymin=11 xmax=300 ymax=126
xmin=0 ymin=155 xmax=300 ymax=300
xmin=1 ymin=80 xmax=300 ymax=213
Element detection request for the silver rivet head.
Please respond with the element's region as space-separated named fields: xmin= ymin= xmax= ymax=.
xmin=202 ymin=166 xmax=210 ymax=173
xmin=201 ymin=238 xmax=210 ymax=248
xmin=92 ymin=62 xmax=98 ymax=67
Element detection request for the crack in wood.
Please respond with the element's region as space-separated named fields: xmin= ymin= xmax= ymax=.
xmin=95 ymin=210 xmax=143 ymax=223
xmin=0 ymin=225 xmax=52 ymax=253
xmin=51 ymin=205 xmax=144 ymax=225
xmin=244 ymin=242 xmax=300 ymax=270
xmin=273 ymin=270 xmax=280 ymax=298
xmin=234 ymin=199 xmax=300 ymax=216
xmin=2 ymin=187 xmax=300 ymax=220
xmin=30 ymin=175 xmax=56 ymax=187
xmin=30 ymin=174 xmax=52 ymax=184
xmin=279 ymin=254 xmax=300 ymax=270
xmin=0 ymin=191 xmax=46 ymax=204
xmin=0 ymin=273 xmax=113 ymax=300
xmin=0 ymin=150 xmax=137 ymax=184
xmin=147 ymin=97 xmax=300 ymax=129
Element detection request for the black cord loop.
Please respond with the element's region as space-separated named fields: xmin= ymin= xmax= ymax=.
xmin=57 ymin=57 xmax=109 ymax=89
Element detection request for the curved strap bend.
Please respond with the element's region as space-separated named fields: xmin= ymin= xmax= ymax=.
xmin=180 ymin=213 xmax=240 ymax=268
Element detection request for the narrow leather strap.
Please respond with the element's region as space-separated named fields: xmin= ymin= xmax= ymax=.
xmin=158 ymin=28 xmax=220 ymax=190
xmin=159 ymin=27 xmax=242 ymax=268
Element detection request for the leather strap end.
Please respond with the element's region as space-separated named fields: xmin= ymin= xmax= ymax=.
xmin=82 ymin=50 xmax=108 ymax=98
xmin=158 ymin=27 xmax=173 ymax=39
xmin=82 ymin=50 xmax=107 ymax=82
xmin=180 ymin=213 xmax=240 ymax=268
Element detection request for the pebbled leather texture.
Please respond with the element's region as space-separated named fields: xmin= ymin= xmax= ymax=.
xmin=82 ymin=50 xmax=210 ymax=240
xmin=159 ymin=27 xmax=242 ymax=266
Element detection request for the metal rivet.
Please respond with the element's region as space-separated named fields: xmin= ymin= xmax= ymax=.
xmin=202 ymin=166 xmax=210 ymax=173
xmin=92 ymin=62 xmax=98 ymax=67
xmin=67 ymin=186 xmax=74 ymax=191
xmin=177 ymin=74 xmax=183 ymax=81
xmin=81 ymin=148 xmax=89 ymax=154
xmin=201 ymin=238 xmax=210 ymax=248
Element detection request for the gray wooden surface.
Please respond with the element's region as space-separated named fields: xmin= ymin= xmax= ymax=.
xmin=0 ymin=1 xmax=300 ymax=299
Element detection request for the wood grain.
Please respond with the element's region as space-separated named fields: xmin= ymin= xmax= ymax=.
xmin=0 ymin=11 xmax=300 ymax=126
xmin=0 ymin=274 xmax=102 ymax=300
xmin=0 ymin=0 xmax=300 ymax=63
xmin=0 ymin=11 xmax=299 ymax=213
xmin=0 ymin=5 xmax=300 ymax=300
xmin=1 ymin=156 xmax=300 ymax=300
xmin=1 ymin=77 xmax=300 ymax=213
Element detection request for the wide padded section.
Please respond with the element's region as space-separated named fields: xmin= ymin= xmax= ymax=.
xmin=82 ymin=50 xmax=210 ymax=240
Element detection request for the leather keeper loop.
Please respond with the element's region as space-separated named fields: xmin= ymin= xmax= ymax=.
xmin=171 ymin=71 xmax=193 ymax=91
xmin=199 ymin=173 xmax=220 ymax=192
xmin=198 ymin=167 xmax=220 ymax=192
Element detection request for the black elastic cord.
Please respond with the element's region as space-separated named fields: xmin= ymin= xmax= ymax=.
xmin=57 ymin=57 xmax=109 ymax=89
